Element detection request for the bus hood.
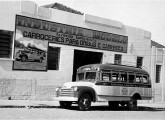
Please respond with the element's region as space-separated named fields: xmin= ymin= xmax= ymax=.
xmin=62 ymin=81 xmax=94 ymax=88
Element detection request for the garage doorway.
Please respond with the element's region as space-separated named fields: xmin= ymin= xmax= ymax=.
xmin=72 ymin=50 xmax=103 ymax=81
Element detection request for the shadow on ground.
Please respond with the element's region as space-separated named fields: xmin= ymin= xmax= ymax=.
xmin=66 ymin=106 xmax=165 ymax=111
xmin=0 ymin=105 xmax=165 ymax=111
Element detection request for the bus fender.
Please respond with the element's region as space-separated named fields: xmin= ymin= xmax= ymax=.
xmin=77 ymin=86 xmax=96 ymax=102
xmin=131 ymin=93 xmax=142 ymax=100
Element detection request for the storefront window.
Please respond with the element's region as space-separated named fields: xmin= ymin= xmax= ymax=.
xmin=48 ymin=46 xmax=60 ymax=70
xmin=156 ymin=65 xmax=161 ymax=83
xmin=137 ymin=57 xmax=143 ymax=68
xmin=0 ymin=30 xmax=13 ymax=58
xmin=114 ymin=54 xmax=122 ymax=65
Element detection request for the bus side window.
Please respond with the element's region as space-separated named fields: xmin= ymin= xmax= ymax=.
xmin=112 ymin=71 xmax=119 ymax=82
xmin=142 ymin=75 xmax=148 ymax=84
xmin=135 ymin=74 xmax=142 ymax=83
xmin=128 ymin=73 xmax=135 ymax=83
xmin=102 ymin=73 xmax=111 ymax=82
xmin=120 ymin=72 xmax=128 ymax=82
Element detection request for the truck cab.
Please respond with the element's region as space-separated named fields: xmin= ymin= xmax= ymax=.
xmin=55 ymin=64 xmax=99 ymax=111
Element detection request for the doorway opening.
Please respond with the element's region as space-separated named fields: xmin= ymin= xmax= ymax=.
xmin=72 ymin=50 xmax=103 ymax=81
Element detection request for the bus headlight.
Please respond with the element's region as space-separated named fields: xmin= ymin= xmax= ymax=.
xmin=71 ymin=86 xmax=78 ymax=91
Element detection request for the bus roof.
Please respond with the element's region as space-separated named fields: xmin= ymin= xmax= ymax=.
xmin=78 ymin=63 xmax=149 ymax=75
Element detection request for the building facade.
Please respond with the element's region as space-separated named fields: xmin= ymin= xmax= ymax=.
xmin=151 ymin=41 xmax=165 ymax=102
xmin=0 ymin=1 xmax=158 ymax=101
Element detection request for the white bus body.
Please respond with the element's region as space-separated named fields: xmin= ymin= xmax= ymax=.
xmin=54 ymin=63 xmax=152 ymax=111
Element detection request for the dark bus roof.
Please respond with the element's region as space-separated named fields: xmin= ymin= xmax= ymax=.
xmin=78 ymin=63 xmax=149 ymax=75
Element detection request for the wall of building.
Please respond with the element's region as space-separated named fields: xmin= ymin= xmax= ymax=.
xmin=0 ymin=1 xmax=152 ymax=100
xmin=150 ymin=46 xmax=165 ymax=102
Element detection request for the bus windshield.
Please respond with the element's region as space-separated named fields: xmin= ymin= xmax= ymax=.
xmin=77 ymin=72 xmax=96 ymax=82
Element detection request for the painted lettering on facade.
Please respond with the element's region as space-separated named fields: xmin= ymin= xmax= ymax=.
xmin=16 ymin=15 xmax=128 ymax=53
xmin=13 ymin=15 xmax=128 ymax=71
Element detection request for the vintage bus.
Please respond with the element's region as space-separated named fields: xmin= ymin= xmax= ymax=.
xmin=54 ymin=63 xmax=152 ymax=111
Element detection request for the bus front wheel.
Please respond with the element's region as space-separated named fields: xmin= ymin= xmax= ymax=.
xmin=78 ymin=94 xmax=91 ymax=111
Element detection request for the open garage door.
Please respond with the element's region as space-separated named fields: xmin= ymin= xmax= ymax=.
xmin=72 ymin=50 xmax=103 ymax=81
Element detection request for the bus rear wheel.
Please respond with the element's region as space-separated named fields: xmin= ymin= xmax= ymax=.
xmin=127 ymin=97 xmax=137 ymax=111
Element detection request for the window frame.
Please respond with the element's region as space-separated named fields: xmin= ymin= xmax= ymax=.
xmin=102 ymin=72 xmax=111 ymax=82
xmin=111 ymin=71 xmax=120 ymax=82
xmin=47 ymin=46 xmax=61 ymax=70
xmin=85 ymin=71 xmax=97 ymax=80
xmin=135 ymin=74 xmax=143 ymax=84
xmin=0 ymin=30 xmax=13 ymax=59
xmin=128 ymin=72 xmax=135 ymax=83
xmin=155 ymin=65 xmax=161 ymax=83
xmin=120 ymin=71 xmax=128 ymax=83
xmin=97 ymin=68 xmax=151 ymax=86
xmin=114 ymin=54 xmax=122 ymax=65
xmin=136 ymin=56 xmax=143 ymax=68
xmin=77 ymin=72 xmax=85 ymax=81
xmin=142 ymin=75 xmax=149 ymax=84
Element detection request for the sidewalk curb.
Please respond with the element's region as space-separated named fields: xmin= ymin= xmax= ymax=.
xmin=0 ymin=100 xmax=59 ymax=107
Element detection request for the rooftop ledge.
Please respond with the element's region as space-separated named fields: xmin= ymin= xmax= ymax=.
xmin=85 ymin=14 xmax=123 ymax=29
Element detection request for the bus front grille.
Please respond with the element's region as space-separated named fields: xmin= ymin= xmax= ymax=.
xmin=59 ymin=89 xmax=74 ymax=97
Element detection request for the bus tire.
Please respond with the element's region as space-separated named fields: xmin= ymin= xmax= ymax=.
xmin=127 ymin=97 xmax=137 ymax=111
xmin=78 ymin=93 xmax=91 ymax=111
xmin=108 ymin=101 xmax=119 ymax=110
xmin=59 ymin=101 xmax=72 ymax=108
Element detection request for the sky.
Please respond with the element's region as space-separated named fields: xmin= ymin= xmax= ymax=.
xmin=9 ymin=0 xmax=165 ymax=46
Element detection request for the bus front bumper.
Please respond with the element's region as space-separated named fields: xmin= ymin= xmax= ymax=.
xmin=54 ymin=96 xmax=78 ymax=101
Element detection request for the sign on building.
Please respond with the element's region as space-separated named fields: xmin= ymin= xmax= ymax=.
xmin=13 ymin=15 xmax=128 ymax=71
